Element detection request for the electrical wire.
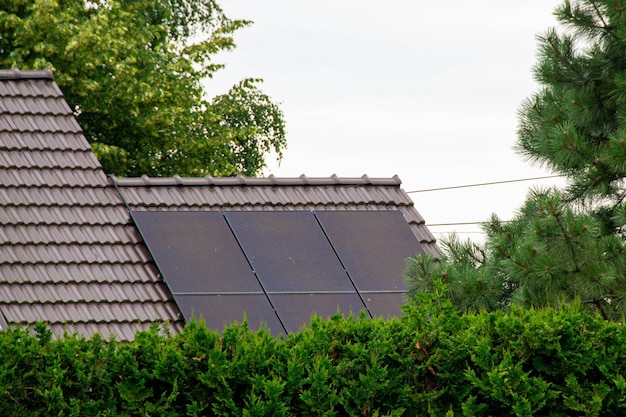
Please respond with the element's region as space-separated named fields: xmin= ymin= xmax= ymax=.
xmin=428 ymin=221 xmax=484 ymax=226
xmin=435 ymin=231 xmax=485 ymax=234
xmin=410 ymin=176 xmax=555 ymax=229
xmin=406 ymin=175 xmax=563 ymax=194
xmin=428 ymin=220 xmax=513 ymax=227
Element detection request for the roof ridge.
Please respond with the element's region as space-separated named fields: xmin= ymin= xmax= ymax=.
xmin=0 ymin=68 xmax=54 ymax=81
xmin=111 ymin=174 xmax=403 ymax=187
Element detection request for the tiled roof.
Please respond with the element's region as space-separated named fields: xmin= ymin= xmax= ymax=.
xmin=0 ymin=69 xmax=441 ymax=340
xmin=113 ymin=175 xmax=442 ymax=256
xmin=0 ymin=70 xmax=183 ymax=340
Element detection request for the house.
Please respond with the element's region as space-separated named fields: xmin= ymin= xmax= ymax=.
xmin=0 ymin=69 xmax=441 ymax=339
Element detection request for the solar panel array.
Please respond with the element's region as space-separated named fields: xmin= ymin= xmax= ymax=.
xmin=131 ymin=210 xmax=424 ymax=335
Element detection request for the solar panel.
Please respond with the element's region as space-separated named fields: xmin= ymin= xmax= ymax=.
xmin=132 ymin=210 xmax=420 ymax=335
xmin=131 ymin=211 xmax=262 ymax=294
xmin=315 ymin=211 xmax=423 ymax=292
xmin=360 ymin=292 xmax=407 ymax=318
xmin=224 ymin=211 xmax=354 ymax=292
xmin=175 ymin=294 xmax=285 ymax=335
xmin=269 ymin=293 xmax=367 ymax=333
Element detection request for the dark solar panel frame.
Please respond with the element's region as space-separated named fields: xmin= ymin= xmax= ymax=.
xmin=360 ymin=292 xmax=408 ymax=318
xmin=269 ymin=292 xmax=368 ymax=333
xmin=131 ymin=211 xmax=288 ymax=334
xmin=132 ymin=210 xmax=422 ymax=335
xmin=131 ymin=211 xmax=263 ymax=294
xmin=175 ymin=293 xmax=285 ymax=336
xmin=224 ymin=211 xmax=356 ymax=293
xmin=314 ymin=210 xmax=423 ymax=292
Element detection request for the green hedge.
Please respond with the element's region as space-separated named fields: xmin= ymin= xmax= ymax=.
xmin=2 ymin=293 xmax=626 ymax=416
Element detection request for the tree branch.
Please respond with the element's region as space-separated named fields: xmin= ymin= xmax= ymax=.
xmin=591 ymin=1 xmax=609 ymax=29
xmin=553 ymin=209 xmax=583 ymax=272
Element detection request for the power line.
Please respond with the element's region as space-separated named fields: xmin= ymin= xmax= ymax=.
xmin=406 ymin=175 xmax=563 ymax=194
xmin=428 ymin=221 xmax=484 ymax=226
xmin=427 ymin=220 xmax=513 ymax=227
xmin=431 ymin=231 xmax=485 ymax=235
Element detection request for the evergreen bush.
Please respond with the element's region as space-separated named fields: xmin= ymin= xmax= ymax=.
xmin=2 ymin=289 xmax=626 ymax=416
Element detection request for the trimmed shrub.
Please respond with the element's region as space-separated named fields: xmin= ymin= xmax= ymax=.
xmin=1 ymin=292 xmax=626 ymax=416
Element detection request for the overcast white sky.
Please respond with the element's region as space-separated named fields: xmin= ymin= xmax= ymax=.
xmin=204 ymin=0 xmax=566 ymax=243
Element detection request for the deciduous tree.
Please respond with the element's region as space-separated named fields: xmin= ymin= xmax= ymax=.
xmin=0 ymin=0 xmax=286 ymax=177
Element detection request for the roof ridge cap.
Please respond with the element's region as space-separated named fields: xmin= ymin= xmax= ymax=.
xmin=111 ymin=174 xmax=403 ymax=187
xmin=0 ymin=68 xmax=54 ymax=80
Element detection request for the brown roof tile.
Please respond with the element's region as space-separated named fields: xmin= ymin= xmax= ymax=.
xmin=0 ymin=95 xmax=72 ymax=115
xmin=1 ymin=206 xmax=130 ymax=226
xmin=0 ymin=263 xmax=159 ymax=285
xmin=0 ymin=149 xmax=101 ymax=169
xmin=2 ymin=302 xmax=179 ymax=327
xmin=0 ymin=243 xmax=152 ymax=265
xmin=0 ymin=113 xmax=82 ymax=133
xmin=0 ymin=282 xmax=170 ymax=304
xmin=0 ymin=225 xmax=137 ymax=245
xmin=0 ymin=132 xmax=92 ymax=151
xmin=0 ymin=187 xmax=122 ymax=207
xmin=0 ymin=167 xmax=108 ymax=187
xmin=0 ymin=72 xmax=181 ymax=340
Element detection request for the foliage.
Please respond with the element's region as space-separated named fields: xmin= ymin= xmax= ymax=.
xmin=517 ymin=0 xmax=626 ymax=215
xmin=0 ymin=0 xmax=286 ymax=177
xmin=405 ymin=284 xmax=626 ymax=416
xmin=515 ymin=0 xmax=626 ymax=229
xmin=407 ymin=0 xmax=626 ymax=316
xmin=2 ymin=292 xmax=626 ymax=416
xmin=406 ymin=189 xmax=626 ymax=319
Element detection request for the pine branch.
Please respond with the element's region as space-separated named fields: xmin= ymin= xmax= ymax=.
xmin=611 ymin=189 xmax=626 ymax=211
xmin=590 ymin=1 xmax=609 ymax=29
xmin=594 ymin=299 xmax=610 ymax=319
xmin=552 ymin=207 xmax=583 ymax=272
xmin=545 ymin=35 xmax=584 ymax=80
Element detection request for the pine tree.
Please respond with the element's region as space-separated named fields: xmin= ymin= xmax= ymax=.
xmin=406 ymin=0 xmax=626 ymax=319
xmin=517 ymin=0 xmax=626 ymax=224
